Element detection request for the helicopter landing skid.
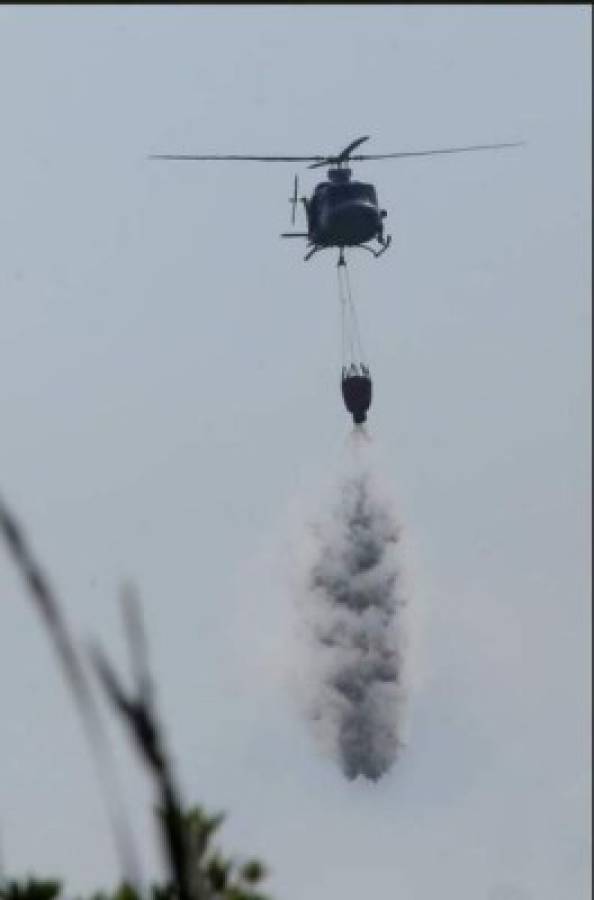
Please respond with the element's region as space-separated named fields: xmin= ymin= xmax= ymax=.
xmin=306 ymin=235 xmax=391 ymax=263
xmin=336 ymin=236 xmax=392 ymax=264
xmin=356 ymin=235 xmax=392 ymax=258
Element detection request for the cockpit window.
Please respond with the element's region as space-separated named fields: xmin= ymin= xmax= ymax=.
xmin=313 ymin=181 xmax=377 ymax=204
xmin=351 ymin=183 xmax=377 ymax=203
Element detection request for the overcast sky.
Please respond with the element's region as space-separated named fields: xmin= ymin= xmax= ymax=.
xmin=0 ymin=6 xmax=590 ymax=900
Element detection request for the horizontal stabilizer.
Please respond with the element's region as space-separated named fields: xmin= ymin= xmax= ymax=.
xmin=280 ymin=232 xmax=308 ymax=238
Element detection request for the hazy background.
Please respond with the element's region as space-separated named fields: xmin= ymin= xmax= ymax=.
xmin=0 ymin=6 xmax=590 ymax=899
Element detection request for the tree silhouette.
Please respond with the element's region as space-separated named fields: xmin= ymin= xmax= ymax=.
xmin=0 ymin=495 xmax=273 ymax=900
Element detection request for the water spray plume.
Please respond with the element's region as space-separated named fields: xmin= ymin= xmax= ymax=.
xmin=294 ymin=430 xmax=409 ymax=780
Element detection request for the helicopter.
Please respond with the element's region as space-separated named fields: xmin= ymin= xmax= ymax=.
xmin=149 ymin=135 xmax=523 ymax=263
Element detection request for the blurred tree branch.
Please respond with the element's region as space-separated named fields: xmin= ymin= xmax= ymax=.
xmin=1 ymin=494 xmax=273 ymax=900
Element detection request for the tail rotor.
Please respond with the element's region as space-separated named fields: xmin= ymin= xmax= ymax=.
xmin=289 ymin=174 xmax=299 ymax=225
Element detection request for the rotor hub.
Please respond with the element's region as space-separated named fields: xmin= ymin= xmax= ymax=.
xmin=328 ymin=167 xmax=352 ymax=183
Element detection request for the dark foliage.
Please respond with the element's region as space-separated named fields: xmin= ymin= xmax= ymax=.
xmin=0 ymin=495 xmax=273 ymax=900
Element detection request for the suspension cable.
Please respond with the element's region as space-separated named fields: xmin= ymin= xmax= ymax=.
xmin=337 ymin=256 xmax=366 ymax=368
xmin=344 ymin=261 xmax=366 ymax=363
xmin=338 ymin=262 xmax=354 ymax=365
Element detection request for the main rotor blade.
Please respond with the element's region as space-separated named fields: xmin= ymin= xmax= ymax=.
xmin=307 ymin=136 xmax=372 ymax=170
xmin=338 ymin=135 xmax=370 ymax=160
xmin=148 ymin=154 xmax=327 ymax=162
xmin=350 ymin=141 xmax=524 ymax=161
xmin=337 ymin=135 xmax=369 ymax=159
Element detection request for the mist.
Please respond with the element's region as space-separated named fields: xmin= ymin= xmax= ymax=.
xmin=291 ymin=427 xmax=410 ymax=780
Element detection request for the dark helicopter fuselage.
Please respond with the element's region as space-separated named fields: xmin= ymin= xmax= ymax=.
xmin=151 ymin=134 xmax=522 ymax=263
xmin=306 ymin=168 xmax=386 ymax=248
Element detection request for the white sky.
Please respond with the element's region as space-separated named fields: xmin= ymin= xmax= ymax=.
xmin=0 ymin=6 xmax=590 ymax=900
